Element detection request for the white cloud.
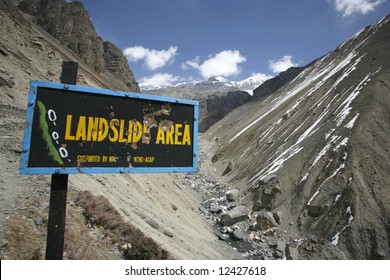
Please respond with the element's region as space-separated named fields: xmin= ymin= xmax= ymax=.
xmin=123 ymin=45 xmax=178 ymax=70
xmin=182 ymin=50 xmax=246 ymax=79
xmin=330 ymin=0 xmax=386 ymax=17
xmin=139 ymin=73 xmax=183 ymax=87
xmin=248 ymin=72 xmax=274 ymax=82
xmin=268 ymin=55 xmax=298 ymax=73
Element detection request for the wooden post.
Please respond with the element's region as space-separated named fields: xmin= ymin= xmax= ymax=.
xmin=45 ymin=61 xmax=78 ymax=260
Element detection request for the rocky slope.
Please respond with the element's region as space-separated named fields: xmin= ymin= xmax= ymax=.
xmin=18 ymin=0 xmax=139 ymax=92
xmin=0 ymin=0 xmax=239 ymax=259
xmin=1 ymin=0 xmax=389 ymax=260
xmin=205 ymin=14 xmax=390 ymax=259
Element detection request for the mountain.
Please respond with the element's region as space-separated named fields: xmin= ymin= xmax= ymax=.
xmin=204 ymin=14 xmax=390 ymax=259
xmin=140 ymin=74 xmax=269 ymax=95
xmin=1 ymin=0 xmax=389 ymax=261
xmin=0 ymin=0 xmax=239 ymax=260
xmin=141 ymin=75 xmax=272 ymax=132
xmin=18 ymin=0 xmax=139 ymax=92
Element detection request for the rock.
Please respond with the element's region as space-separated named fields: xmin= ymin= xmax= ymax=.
xmin=274 ymin=241 xmax=286 ymax=254
xmin=210 ymin=205 xmax=223 ymax=213
xmin=18 ymin=0 xmax=139 ymax=91
xmin=285 ymin=244 xmax=299 ymax=260
xmin=307 ymin=204 xmax=329 ymax=217
xmin=226 ymin=189 xmax=239 ymax=202
xmin=214 ymin=230 xmax=229 ymax=241
xmin=0 ymin=239 xmax=9 ymax=248
xmin=163 ymin=230 xmax=174 ymax=238
xmin=31 ymin=40 xmax=44 ymax=50
xmin=232 ymin=228 xmax=244 ymax=241
xmin=282 ymin=111 xmax=291 ymax=121
xmin=146 ymin=218 xmax=159 ymax=229
xmin=256 ymin=211 xmax=278 ymax=230
xmin=273 ymin=211 xmax=282 ymax=224
xmin=258 ymin=174 xmax=278 ymax=186
xmin=0 ymin=76 xmax=15 ymax=88
xmin=253 ymin=175 xmax=281 ymax=211
xmin=264 ymin=185 xmax=281 ymax=196
xmin=220 ymin=206 xmax=248 ymax=226
xmin=120 ymin=243 xmax=132 ymax=251
xmin=47 ymin=69 xmax=56 ymax=76
xmin=33 ymin=217 xmax=43 ymax=226
xmin=103 ymin=41 xmax=139 ymax=91
xmin=253 ymin=200 xmax=264 ymax=211
xmin=222 ymin=161 xmax=234 ymax=176
xmin=201 ymin=91 xmax=251 ymax=132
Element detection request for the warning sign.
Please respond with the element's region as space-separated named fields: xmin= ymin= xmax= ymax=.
xmin=20 ymin=81 xmax=198 ymax=174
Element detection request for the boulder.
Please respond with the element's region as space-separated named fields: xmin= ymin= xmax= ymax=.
xmin=258 ymin=174 xmax=278 ymax=186
xmin=226 ymin=189 xmax=239 ymax=202
xmin=222 ymin=161 xmax=234 ymax=176
xmin=273 ymin=211 xmax=282 ymax=224
xmin=307 ymin=204 xmax=329 ymax=217
xmin=210 ymin=205 xmax=223 ymax=213
xmin=256 ymin=211 xmax=278 ymax=230
xmin=285 ymin=244 xmax=299 ymax=260
xmin=220 ymin=206 xmax=248 ymax=226
xmin=232 ymin=228 xmax=244 ymax=241
xmin=263 ymin=185 xmax=282 ymax=196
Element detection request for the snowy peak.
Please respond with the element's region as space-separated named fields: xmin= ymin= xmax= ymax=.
xmin=140 ymin=74 xmax=271 ymax=94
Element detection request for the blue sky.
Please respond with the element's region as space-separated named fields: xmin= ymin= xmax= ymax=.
xmin=77 ymin=0 xmax=390 ymax=86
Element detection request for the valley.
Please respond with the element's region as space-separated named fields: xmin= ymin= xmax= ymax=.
xmin=1 ymin=0 xmax=389 ymax=260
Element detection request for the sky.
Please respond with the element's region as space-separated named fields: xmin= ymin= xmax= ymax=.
xmin=76 ymin=0 xmax=390 ymax=86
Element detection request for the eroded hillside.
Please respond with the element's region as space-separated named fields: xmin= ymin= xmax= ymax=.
xmin=0 ymin=1 xmax=239 ymax=259
xmin=205 ymin=15 xmax=390 ymax=259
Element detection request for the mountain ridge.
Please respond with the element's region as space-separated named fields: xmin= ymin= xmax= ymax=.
xmin=140 ymin=74 xmax=270 ymax=95
xmin=0 ymin=0 xmax=389 ymax=260
xmin=204 ymin=14 xmax=390 ymax=259
xmin=18 ymin=0 xmax=140 ymax=92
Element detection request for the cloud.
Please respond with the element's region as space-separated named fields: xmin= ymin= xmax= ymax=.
xmin=123 ymin=45 xmax=178 ymax=70
xmin=182 ymin=50 xmax=246 ymax=79
xmin=139 ymin=73 xmax=183 ymax=87
xmin=329 ymin=0 xmax=386 ymax=17
xmin=268 ymin=55 xmax=298 ymax=73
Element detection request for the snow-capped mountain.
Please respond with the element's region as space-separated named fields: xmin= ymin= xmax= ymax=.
xmin=140 ymin=74 xmax=271 ymax=95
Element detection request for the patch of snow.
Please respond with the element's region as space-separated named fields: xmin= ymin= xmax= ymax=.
xmin=249 ymin=146 xmax=303 ymax=184
xmin=334 ymin=193 xmax=342 ymax=203
xmin=331 ymin=232 xmax=341 ymax=245
xmin=335 ymin=68 xmax=381 ymax=127
xmin=331 ymin=206 xmax=354 ymax=245
xmin=230 ymin=58 xmax=339 ymax=144
xmin=301 ymin=172 xmax=309 ymax=182
xmin=334 ymin=137 xmax=349 ymax=151
xmin=307 ymin=152 xmax=348 ymax=205
xmin=325 ymin=128 xmax=336 ymax=140
xmin=345 ymin=113 xmax=359 ymax=129
xmin=308 ymin=189 xmax=321 ymax=205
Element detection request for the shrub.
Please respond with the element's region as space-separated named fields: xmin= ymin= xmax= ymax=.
xmin=75 ymin=190 xmax=170 ymax=260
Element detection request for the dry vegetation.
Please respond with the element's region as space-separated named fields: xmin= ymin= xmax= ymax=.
xmin=1 ymin=188 xmax=170 ymax=260
xmin=75 ymin=190 xmax=170 ymax=260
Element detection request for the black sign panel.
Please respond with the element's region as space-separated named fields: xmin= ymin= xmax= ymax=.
xmin=20 ymin=81 xmax=198 ymax=174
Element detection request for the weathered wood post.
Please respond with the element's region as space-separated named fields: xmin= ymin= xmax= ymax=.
xmin=45 ymin=61 xmax=78 ymax=260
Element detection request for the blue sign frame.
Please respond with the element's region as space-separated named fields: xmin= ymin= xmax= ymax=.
xmin=20 ymin=81 xmax=198 ymax=174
